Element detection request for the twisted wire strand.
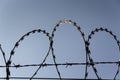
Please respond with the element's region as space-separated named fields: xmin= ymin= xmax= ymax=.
xmin=87 ymin=27 xmax=120 ymax=79
xmin=0 ymin=61 xmax=119 ymax=79
xmin=0 ymin=61 xmax=119 ymax=68
xmin=0 ymin=77 xmax=85 ymax=80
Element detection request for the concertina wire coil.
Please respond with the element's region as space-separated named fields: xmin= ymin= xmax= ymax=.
xmin=0 ymin=19 xmax=120 ymax=80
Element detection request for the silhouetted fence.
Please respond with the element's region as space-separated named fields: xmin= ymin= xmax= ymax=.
xmin=0 ymin=19 xmax=120 ymax=80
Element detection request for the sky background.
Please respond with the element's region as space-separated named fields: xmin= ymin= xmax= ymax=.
xmin=0 ymin=0 xmax=120 ymax=79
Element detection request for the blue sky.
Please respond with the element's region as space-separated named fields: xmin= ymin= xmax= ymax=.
xmin=0 ymin=0 xmax=120 ymax=79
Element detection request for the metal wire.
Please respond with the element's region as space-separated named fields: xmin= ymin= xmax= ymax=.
xmin=0 ymin=19 xmax=120 ymax=80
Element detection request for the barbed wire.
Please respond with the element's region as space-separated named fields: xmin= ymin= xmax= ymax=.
xmin=0 ymin=19 xmax=120 ymax=80
xmin=87 ymin=27 xmax=120 ymax=79
xmin=0 ymin=61 xmax=119 ymax=68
